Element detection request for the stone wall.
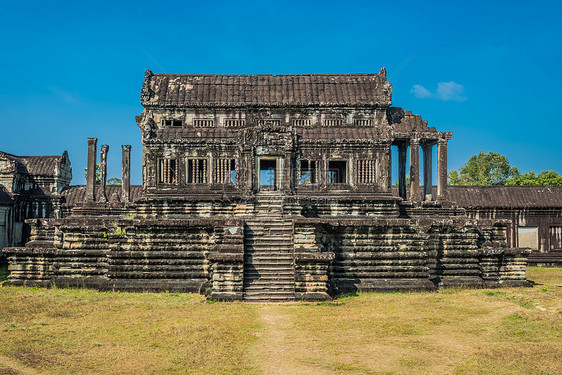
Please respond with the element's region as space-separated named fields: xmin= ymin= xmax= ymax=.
xmin=4 ymin=215 xmax=245 ymax=295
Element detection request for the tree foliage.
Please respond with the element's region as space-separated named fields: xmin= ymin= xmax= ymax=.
xmin=506 ymin=170 xmax=562 ymax=186
xmin=84 ymin=164 xmax=121 ymax=185
xmin=449 ymin=151 xmax=562 ymax=186
xmin=448 ymin=151 xmax=519 ymax=186
xmin=107 ymin=177 xmax=122 ymax=185
xmin=84 ymin=164 xmax=101 ymax=184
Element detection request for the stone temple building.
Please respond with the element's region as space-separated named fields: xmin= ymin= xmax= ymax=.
xmin=0 ymin=151 xmax=71 ymax=251
xmin=2 ymin=69 xmax=545 ymax=301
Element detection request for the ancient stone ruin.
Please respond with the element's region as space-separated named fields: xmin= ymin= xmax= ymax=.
xmin=3 ymin=69 xmax=532 ymax=301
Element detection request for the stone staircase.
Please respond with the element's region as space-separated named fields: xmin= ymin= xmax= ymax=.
xmin=243 ymin=193 xmax=295 ymax=302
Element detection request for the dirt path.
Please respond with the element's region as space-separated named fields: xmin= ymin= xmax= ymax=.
xmin=0 ymin=354 xmax=44 ymax=375
xmin=251 ymin=304 xmax=334 ymax=375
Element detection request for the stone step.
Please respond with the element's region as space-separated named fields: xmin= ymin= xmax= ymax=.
xmin=245 ymin=245 xmax=293 ymax=250
xmin=245 ymin=257 xmax=293 ymax=262
xmin=245 ymin=282 xmax=293 ymax=286
xmin=245 ymin=226 xmax=293 ymax=230
xmin=245 ymin=254 xmax=294 ymax=259
xmin=245 ymin=235 xmax=293 ymax=240
xmin=245 ymin=223 xmax=291 ymax=228
xmin=245 ymin=274 xmax=294 ymax=279
xmin=244 ymin=294 xmax=295 ymax=301
xmin=245 ymin=249 xmax=293 ymax=253
xmin=244 ymin=289 xmax=295 ymax=296
xmin=245 ymin=267 xmax=294 ymax=273
xmin=245 ymin=247 xmax=293 ymax=252
xmin=244 ymin=262 xmax=294 ymax=268
xmin=244 ymin=289 xmax=294 ymax=296
xmin=245 ymin=269 xmax=294 ymax=274
xmin=245 ymin=252 xmax=293 ymax=257
xmin=246 ymin=235 xmax=293 ymax=240
xmin=245 ymin=267 xmax=293 ymax=273
xmin=244 ymin=281 xmax=294 ymax=288
xmin=245 ymin=229 xmax=292 ymax=234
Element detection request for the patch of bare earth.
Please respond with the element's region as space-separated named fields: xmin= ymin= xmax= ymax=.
xmin=251 ymin=304 xmax=335 ymax=375
xmin=0 ymin=353 xmax=44 ymax=375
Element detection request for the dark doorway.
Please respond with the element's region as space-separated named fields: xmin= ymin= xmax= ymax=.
xmin=328 ymin=160 xmax=347 ymax=184
xmin=259 ymin=159 xmax=277 ymax=190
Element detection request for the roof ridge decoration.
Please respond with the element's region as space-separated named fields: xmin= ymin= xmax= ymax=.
xmin=140 ymin=68 xmax=393 ymax=108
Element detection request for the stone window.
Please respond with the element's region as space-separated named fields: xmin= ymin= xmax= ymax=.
xmin=550 ymin=226 xmax=562 ymax=250
xmin=300 ymin=160 xmax=318 ymax=184
xmin=215 ymin=159 xmax=236 ymax=184
xmin=258 ymin=119 xmax=281 ymax=126
xmin=193 ymin=119 xmax=214 ymax=127
xmin=163 ymin=119 xmax=183 ymax=127
xmin=518 ymin=226 xmax=538 ymax=250
xmin=357 ymin=160 xmax=376 ymax=184
xmin=328 ymin=161 xmax=347 ymax=184
xmin=353 ymin=119 xmax=372 ymax=127
xmin=292 ymin=119 xmax=312 ymax=127
xmin=324 ymin=119 xmax=344 ymax=127
xmin=158 ymin=159 xmax=178 ymax=184
xmin=187 ymin=159 xmax=208 ymax=183
xmin=224 ymin=119 xmax=245 ymax=127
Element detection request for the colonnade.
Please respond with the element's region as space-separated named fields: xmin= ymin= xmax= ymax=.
xmin=393 ymin=132 xmax=451 ymax=202
xmin=86 ymin=138 xmax=132 ymax=203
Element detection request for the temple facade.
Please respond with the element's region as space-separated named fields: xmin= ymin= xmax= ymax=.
xmin=0 ymin=151 xmax=71 ymax=253
xmin=3 ymin=70 xmax=535 ymax=301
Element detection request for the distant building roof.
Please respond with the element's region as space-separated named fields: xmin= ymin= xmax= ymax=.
xmin=60 ymin=185 xmax=143 ymax=207
xmin=448 ymin=186 xmax=562 ymax=209
xmin=141 ymin=69 xmax=392 ymax=108
xmin=0 ymin=151 xmax=69 ymax=177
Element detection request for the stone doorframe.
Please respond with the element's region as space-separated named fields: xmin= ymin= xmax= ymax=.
xmin=255 ymin=156 xmax=284 ymax=192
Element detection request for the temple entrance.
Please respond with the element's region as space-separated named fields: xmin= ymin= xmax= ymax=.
xmin=259 ymin=159 xmax=277 ymax=191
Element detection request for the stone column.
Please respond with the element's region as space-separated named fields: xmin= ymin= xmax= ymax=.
xmin=122 ymin=145 xmax=131 ymax=203
xmin=398 ymin=142 xmax=407 ymax=199
xmin=99 ymin=144 xmax=109 ymax=202
xmin=86 ymin=138 xmax=98 ymax=202
xmin=409 ymin=137 xmax=420 ymax=202
xmin=423 ymin=142 xmax=433 ymax=200
xmin=437 ymin=133 xmax=451 ymax=200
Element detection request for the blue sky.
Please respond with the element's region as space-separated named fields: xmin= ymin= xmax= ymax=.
xmin=1 ymin=0 xmax=561 ymax=184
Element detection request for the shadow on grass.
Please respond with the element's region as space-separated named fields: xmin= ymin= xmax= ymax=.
xmin=0 ymin=264 xmax=9 ymax=283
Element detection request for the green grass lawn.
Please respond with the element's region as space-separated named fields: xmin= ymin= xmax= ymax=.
xmin=0 ymin=267 xmax=560 ymax=374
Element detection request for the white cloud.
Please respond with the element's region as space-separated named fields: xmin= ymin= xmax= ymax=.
xmin=410 ymin=84 xmax=432 ymax=99
xmin=436 ymin=81 xmax=467 ymax=101
xmin=410 ymin=81 xmax=467 ymax=102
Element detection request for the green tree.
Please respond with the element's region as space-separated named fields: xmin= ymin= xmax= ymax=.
xmin=107 ymin=177 xmax=122 ymax=185
xmin=506 ymin=170 xmax=562 ymax=186
xmin=448 ymin=151 xmax=519 ymax=186
xmin=393 ymin=173 xmax=411 ymax=186
xmin=84 ymin=164 xmax=122 ymax=184
xmin=84 ymin=164 xmax=101 ymax=184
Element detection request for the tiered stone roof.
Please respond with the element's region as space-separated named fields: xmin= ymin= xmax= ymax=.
xmin=141 ymin=69 xmax=392 ymax=108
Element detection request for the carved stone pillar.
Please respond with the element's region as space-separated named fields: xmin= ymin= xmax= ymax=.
xmin=437 ymin=133 xmax=451 ymax=200
xmin=409 ymin=137 xmax=420 ymax=202
xmin=422 ymin=142 xmax=433 ymax=200
xmin=398 ymin=142 xmax=407 ymax=199
xmin=99 ymin=144 xmax=109 ymax=202
xmin=122 ymin=145 xmax=131 ymax=203
xmin=86 ymin=138 xmax=97 ymax=202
